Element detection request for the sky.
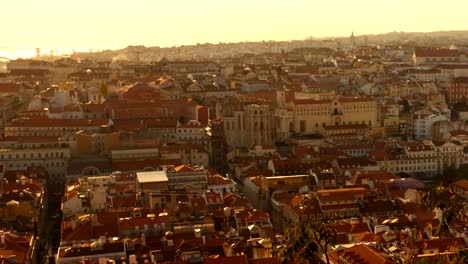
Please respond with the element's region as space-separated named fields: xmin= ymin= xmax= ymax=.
xmin=0 ymin=0 xmax=467 ymax=57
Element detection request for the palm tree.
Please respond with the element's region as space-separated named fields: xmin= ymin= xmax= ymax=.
xmin=273 ymin=218 xmax=337 ymax=264
xmin=420 ymin=185 xmax=468 ymax=236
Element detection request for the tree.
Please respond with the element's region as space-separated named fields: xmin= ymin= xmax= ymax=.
xmin=99 ymin=83 xmax=109 ymax=97
xmin=419 ymin=185 xmax=468 ymax=236
xmin=273 ymin=218 xmax=337 ymax=264
xmin=401 ymin=98 xmax=411 ymax=113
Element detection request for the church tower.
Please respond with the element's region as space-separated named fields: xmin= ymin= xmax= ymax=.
xmin=350 ymin=31 xmax=356 ymax=46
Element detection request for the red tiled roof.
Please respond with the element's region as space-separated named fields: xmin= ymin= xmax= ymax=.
xmin=453 ymin=179 xmax=468 ymax=191
xmin=118 ymin=215 xmax=170 ymax=231
xmin=208 ymin=174 xmax=233 ymax=186
xmin=81 ymin=103 xmax=106 ymax=112
xmin=111 ymin=158 xmax=180 ymax=172
xmin=8 ymin=118 xmax=108 ymax=127
xmin=223 ymin=193 xmax=251 ymax=208
xmin=205 ymin=255 xmax=249 ymax=264
xmin=333 ymin=220 xmax=371 ymax=234
xmin=249 ymin=257 xmax=281 ymax=264
xmin=235 ymin=208 xmax=270 ymax=225
xmin=1 ymin=231 xmax=32 ymax=263
xmin=415 ymin=49 xmax=462 ymax=57
xmin=328 ymin=244 xmax=394 ymax=264
xmin=317 ymin=187 xmax=366 ymax=203
xmin=0 ymin=83 xmax=20 ymax=93
xmin=1 ymin=135 xmax=59 ymax=143
xmin=174 ymin=165 xmax=197 ymax=173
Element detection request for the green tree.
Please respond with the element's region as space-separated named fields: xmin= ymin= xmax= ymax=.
xmin=273 ymin=219 xmax=337 ymax=264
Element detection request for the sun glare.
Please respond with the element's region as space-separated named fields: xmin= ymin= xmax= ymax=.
xmin=0 ymin=49 xmax=36 ymax=60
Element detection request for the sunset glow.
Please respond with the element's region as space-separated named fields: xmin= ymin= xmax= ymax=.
xmin=1 ymin=0 xmax=467 ymax=56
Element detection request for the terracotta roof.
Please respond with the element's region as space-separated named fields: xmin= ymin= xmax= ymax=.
xmin=1 ymin=135 xmax=60 ymax=143
xmin=324 ymin=124 xmax=368 ymax=130
xmin=293 ymin=99 xmax=332 ymax=105
xmin=223 ymin=193 xmax=251 ymax=208
xmin=205 ymin=255 xmax=249 ymax=264
xmin=57 ymin=241 xmax=125 ymax=258
xmin=174 ymin=165 xmax=197 ymax=173
xmin=0 ymin=83 xmax=20 ymax=93
xmin=418 ymin=237 xmax=466 ymax=252
xmin=8 ymin=118 xmax=108 ymax=127
xmin=81 ymin=103 xmax=106 ymax=112
xmin=452 ymin=179 xmax=468 ymax=191
xmin=328 ymin=244 xmax=394 ymax=264
xmin=235 ymin=208 xmax=270 ymax=225
xmin=401 ymin=141 xmax=434 ymax=152
xmin=0 ymin=231 xmax=32 ymax=263
xmin=118 ymin=215 xmax=170 ymax=231
xmin=338 ymin=97 xmax=375 ymax=103
xmin=415 ymin=49 xmax=462 ymax=57
xmin=111 ymin=158 xmax=180 ymax=172
xmin=249 ymin=257 xmax=281 ymax=264
xmin=316 ymin=187 xmax=367 ymax=204
xmin=333 ymin=220 xmax=371 ymax=234
xmin=208 ymin=174 xmax=233 ymax=186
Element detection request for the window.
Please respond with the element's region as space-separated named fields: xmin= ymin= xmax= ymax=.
xmin=300 ymin=120 xmax=306 ymax=133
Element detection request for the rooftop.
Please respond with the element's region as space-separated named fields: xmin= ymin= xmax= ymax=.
xmin=136 ymin=170 xmax=168 ymax=183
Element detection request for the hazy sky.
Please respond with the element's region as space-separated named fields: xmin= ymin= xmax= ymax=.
xmin=1 ymin=0 xmax=467 ymax=51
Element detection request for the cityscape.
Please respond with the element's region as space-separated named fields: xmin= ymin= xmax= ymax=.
xmin=1 ymin=1 xmax=468 ymax=264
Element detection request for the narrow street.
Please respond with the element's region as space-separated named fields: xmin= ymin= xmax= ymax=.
xmin=35 ymin=176 xmax=65 ymax=264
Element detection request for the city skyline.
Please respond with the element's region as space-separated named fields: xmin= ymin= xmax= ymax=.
xmin=1 ymin=0 xmax=467 ymax=55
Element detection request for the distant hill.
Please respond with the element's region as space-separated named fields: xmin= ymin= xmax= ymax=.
xmin=73 ymin=30 xmax=468 ymax=62
xmin=308 ymin=30 xmax=468 ymax=45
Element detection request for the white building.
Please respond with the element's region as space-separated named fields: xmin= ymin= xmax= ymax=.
xmin=413 ymin=110 xmax=448 ymax=140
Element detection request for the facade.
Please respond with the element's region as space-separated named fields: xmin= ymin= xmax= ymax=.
xmin=4 ymin=118 xmax=109 ymax=137
xmin=76 ymin=128 xmax=120 ymax=155
xmin=0 ymin=137 xmax=70 ymax=177
xmin=223 ymin=104 xmax=275 ymax=147
xmin=448 ymin=77 xmax=468 ymax=105
xmin=434 ymin=140 xmax=464 ymax=172
xmin=412 ymin=49 xmax=467 ymax=65
xmin=291 ymin=97 xmax=378 ymax=135
xmin=413 ymin=110 xmax=447 ymax=140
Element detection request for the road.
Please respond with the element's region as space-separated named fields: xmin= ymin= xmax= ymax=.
xmin=34 ymin=176 xmax=65 ymax=264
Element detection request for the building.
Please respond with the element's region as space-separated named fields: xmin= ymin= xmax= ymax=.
xmin=76 ymin=127 xmax=120 ymax=155
xmin=4 ymin=118 xmax=109 ymax=137
xmin=56 ymin=237 xmax=126 ymax=264
xmin=223 ymin=104 xmax=275 ymax=147
xmin=412 ymin=49 xmax=467 ymax=65
xmin=291 ymin=97 xmax=378 ymax=135
xmin=448 ymin=77 xmax=468 ymax=105
xmin=413 ymin=110 xmax=447 ymax=140
xmin=0 ymin=136 xmax=70 ymax=177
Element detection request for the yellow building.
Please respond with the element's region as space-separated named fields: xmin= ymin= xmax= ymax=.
xmin=76 ymin=128 xmax=120 ymax=155
xmin=291 ymin=97 xmax=378 ymax=135
xmin=0 ymin=190 xmax=39 ymax=219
